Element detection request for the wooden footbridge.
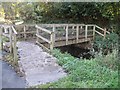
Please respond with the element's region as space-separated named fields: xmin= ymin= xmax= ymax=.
xmin=0 ymin=24 xmax=110 ymax=61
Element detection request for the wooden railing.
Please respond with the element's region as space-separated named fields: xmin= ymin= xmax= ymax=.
xmin=1 ymin=24 xmax=110 ymax=54
xmin=35 ymin=25 xmax=54 ymax=52
xmin=35 ymin=24 xmax=110 ymax=52
xmin=0 ymin=25 xmax=18 ymax=61
xmin=14 ymin=25 xmax=36 ymax=39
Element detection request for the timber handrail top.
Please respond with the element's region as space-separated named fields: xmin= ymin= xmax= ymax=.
xmin=35 ymin=25 xmax=52 ymax=34
xmin=95 ymin=25 xmax=110 ymax=34
xmin=39 ymin=24 xmax=85 ymax=27
xmin=11 ymin=26 xmax=18 ymax=35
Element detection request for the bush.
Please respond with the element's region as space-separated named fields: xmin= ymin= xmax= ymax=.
xmin=94 ymin=33 xmax=118 ymax=54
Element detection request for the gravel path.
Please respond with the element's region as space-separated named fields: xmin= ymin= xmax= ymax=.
xmin=17 ymin=41 xmax=66 ymax=87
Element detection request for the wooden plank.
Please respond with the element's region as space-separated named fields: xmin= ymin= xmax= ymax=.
xmin=87 ymin=24 xmax=95 ymax=26
xmin=50 ymin=32 xmax=54 ymax=50
xmin=95 ymin=25 xmax=110 ymax=34
xmin=18 ymin=31 xmax=36 ymax=34
xmin=13 ymin=34 xmax=17 ymax=61
xmin=11 ymin=26 xmax=18 ymax=34
xmin=85 ymin=25 xmax=88 ymax=40
xmin=104 ymin=28 xmax=106 ymax=39
xmin=39 ymin=24 xmax=85 ymax=27
xmin=93 ymin=25 xmax=96 ymax=39
xmin=66 ymin=25 xmax=68 ymax=45
xmin=76 ymin=25 xmax=79 ymax=43
xmin=95 ymin=30 xmax=104 ymax=37
xmin=36 ymin=34 xmax=51 ymax=44
xmin=80 ymin=26 xmax=83 ymax=29
xmin=52 ymin=25 xmax=55 ymax=45
xmin=87 ymin=30 xmax=93 ymax=32
xmin=9 ymin=27 xmax=13 ymax=53
xmin=23 ymin=26 xmax=26 ymax=39
xmin=54 ymin=37 xmax=92 ymax=47
xmin=35 ymin=25 xmax=52 ymax=34
xmin=36 ymin=28 xmax=39 ymax=43
xmin=36 ymin=41 xmax=50 ymax=52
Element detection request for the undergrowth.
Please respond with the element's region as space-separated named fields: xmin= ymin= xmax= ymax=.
xmin=35 ymin=49 xmax=119 ymax=88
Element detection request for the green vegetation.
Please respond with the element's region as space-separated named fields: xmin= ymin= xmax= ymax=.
xmin=0 ymin=2 xmax=119 ymax=34
xmin=94 ymin=32 xmax=118 ymax=54
xmin=35 ymin=48 xmax=118 ymax=88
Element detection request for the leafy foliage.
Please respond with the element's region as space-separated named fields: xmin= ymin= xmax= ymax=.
xmin=35 ymin=49 xmax=118 ymax=88
xmin=94 ymin=33 xmax=118 ymax=54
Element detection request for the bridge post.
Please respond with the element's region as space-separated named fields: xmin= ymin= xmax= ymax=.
xmin=85 ymin=25 xmax=88 ymax=40
xmin=65 ymin=25 xmax=68 ymax=45
xmin=0 ymin=27 xmax=3 ymax=51
xmin=23 ymin=25 xmax=26 ymax=40
xmin=52 ymin=25 xmax=55 ymax=46
xmin=50 ymin=32 xmax=54 ymax=51
xmin=13 ymin=34 xmax=17 ymax=61
xmin=36 ymin=25 xmax=39 ymax=43
xmin=104 ymin=28 xmax=106 ymax=39
xmin=9 ymin=27 xmax=13 ymax=53
xmin=76 ymin=25 xmax=79 ymax=43
xmin=93 ymin=25 xmax=96 ymax=39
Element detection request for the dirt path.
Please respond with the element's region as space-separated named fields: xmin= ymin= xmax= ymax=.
xmin=17 ymin=41 xmax=66 ymax=87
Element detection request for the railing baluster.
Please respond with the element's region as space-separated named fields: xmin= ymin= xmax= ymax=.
xmin=52 ymin=25 xmax=55 ymax=46
xmin=85 ymin=25 xmax=88 ymax=40
xmin=13 ymin=34 xmax=17 ymax=61
xmin=104 ymin=28 xmax=106 ymax=39
xmin=36 ymin=25 xmax=39 ymax=43
xmin=66 ymin=25 xmax=68 ymax=45
xmin=50 ymin=32 xmax=54 ymax=50
xmin=9 ymin=27 xmax=13 ymax=53
xmin=24 ymin=25 xmax=26 ymax=40
xmin=93 ymin=25 xmax=96 ymax=39
xmin=76 ymin=25 xmax=79 ymax=43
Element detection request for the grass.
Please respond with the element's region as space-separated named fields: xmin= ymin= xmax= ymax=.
xmin=35 ymin=49 xmax=119 ymax=88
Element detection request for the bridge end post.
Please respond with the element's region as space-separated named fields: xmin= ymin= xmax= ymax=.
xmin=13 ymin=34 xmax=17 ymax=61
xmin=50 ymin=32 xmax=54 ymax=51
xmin=9 ymin=27 xmax=13 ymax=53
xmin=0 ymin=27 xmax=3 ymax=51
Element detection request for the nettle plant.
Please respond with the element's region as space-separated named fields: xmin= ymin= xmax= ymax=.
xmin=93 ymin=32 xmax=118 ymax=55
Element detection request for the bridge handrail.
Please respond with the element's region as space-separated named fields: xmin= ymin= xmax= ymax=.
xmin=35 ymin=25 xmax=52 ymax=34
xmin=0 ymin=25 xmax=18 ymax=61
xmin=11 ymin=26 xmax=18 ymax=35
xmin=95 ymin=25 xmax=110 ymax=34
xmin=35 ymin=25 xmax=54 ymax=52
